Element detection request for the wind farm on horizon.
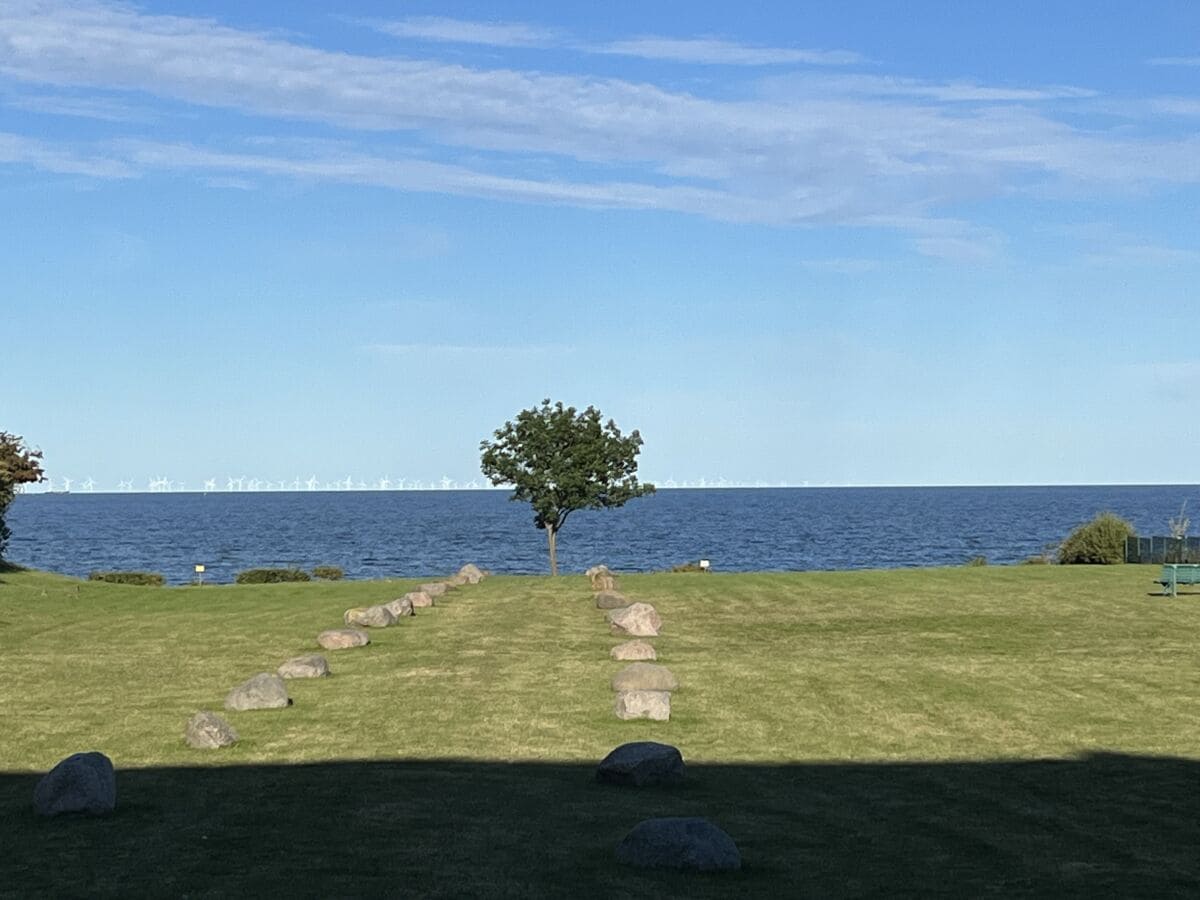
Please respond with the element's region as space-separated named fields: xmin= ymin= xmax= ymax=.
xmin=22 ymin=474 xmax=799 ymax=494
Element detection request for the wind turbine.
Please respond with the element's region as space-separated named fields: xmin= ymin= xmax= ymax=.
xmin=204 ymin=478 xmax=216 ymax=493
xmin=377 ymin=476 xmax=391 ymax=490
xmin=342 ymin=475 xmax=354 ymax=491
xmin=61 ymin=476 xmax=73 ymax=492
xmin=440 ymin=476 xmax=453 ymax=491
xmin=305 ymin=475 xmax=318 ymax=491
xmin=118 ymin=479 xmax=133 ymax=491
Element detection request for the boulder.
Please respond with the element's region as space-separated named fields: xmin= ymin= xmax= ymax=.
xmin=614 ymin=690 xmax=671 ymax=721
xmin=593 ymin=574 xmax=618 ymax=592
xmin=344 ymin=605 xmax=397 ymax=628
xmin=447 ymin=574 xmax=469 ymax=587
xmin=318 ymin=628 xmax=370 ymax=650
xmin=596 ymin=741 xmax=685 ymax=787
xmin=184 ymin=711 xmax=239 ymax=749
xmin=405 ymin=591 xmax=434 ymax=609
xmin=610 ymin=640 xmax=657 ymax=662
xmin=277 ymin=655 xmax=330 ymax=679
xmin=594 ymin=590 xmax=629 ymax=610
xmin=225 ymin=673 xmax=291 ymax=711
xmin=420 ymin=582 xmax=449 ymax=598
xmin=383 ymin=596 xmax=415 ymax=618
xmin=607 ymin=602 xmax=661 ymax=637
xmin=615 ymin=818 xmax=741 ymax=872
xmin=33 ymin=752 xmax=116 ymax=817
xmin=458 ymin=563 xmax=485 ymax=584
xmin=611 ymin=663 xmax=678 ymax=693
xmin=585 ymin=564 xmax=610 ymax=580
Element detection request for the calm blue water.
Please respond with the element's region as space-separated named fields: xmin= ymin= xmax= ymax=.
xmin=5 ymin=486 xmax=1196 ymax=584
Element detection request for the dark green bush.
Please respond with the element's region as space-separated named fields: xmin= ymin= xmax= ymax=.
xmin=311 ymin=565 xmax=345 ymax=581
xmin=88 ymin=571 xmax=165 ymax=586
xmin=235 ymin=567 xmax=311 ymax=584
xmin=1058 ymin=513 xmax=1136 ymax=565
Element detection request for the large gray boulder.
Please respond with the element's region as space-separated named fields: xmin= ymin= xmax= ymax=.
xmin=594 ymin=590 xmax=629 ymax=610
xmin=405 ymin=590 xmax=434 ymax=609
xmin=224 ymin=673 xmax=291 ymax=711
xmin=33 ymin=752 xmax=116 ymax=816
xmin=420 ymin=582 xmax=448 ymax=598
xmin=615 ymin=817 xmax=741 ymax=871
xmin=607 ymin=602 xmax=661 ymax=637
xmin=185 ymin=712 xmax=239 ymax=749
xmin=610 ymin=640 xmax=657 ymax=661
xmin=277 ymin=655 xmax=330 ymax=679
xmin=611 ymin=663 xmax=678 ymax=693
xmin=384 ymin=596 xmax=415 ymax=618
xmin=318 ymin=628 xmax=370 ymax=650
xmin=344 ymin=605 xmax=397 ymax=627
xmin=596 ymin=742 xmax=684 ymax=787
xmin=458 ymin=563 xmax=485 ymax=584
xmin=614 ymin=690 xmax=671 ymax=721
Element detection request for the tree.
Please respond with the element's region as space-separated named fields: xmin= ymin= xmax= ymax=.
xmin=0 ymin=431 xmax=46 ymax=561
xmin=480 ymin=400 xmax=655 ymax=575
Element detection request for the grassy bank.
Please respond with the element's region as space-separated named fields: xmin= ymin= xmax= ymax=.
xmin=1 ymin=565 xmax=1197 ymax=896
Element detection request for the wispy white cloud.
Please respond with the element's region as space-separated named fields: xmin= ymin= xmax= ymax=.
xmin=594 ymin=37 xmax=864 ymax=67
xmin=370 ymin=16 xmax=562 ymax=48
xmin=2 ymin=90 xmax=152 ymax=121
xmin=1 ymin=1 xmax=1198 ymax=251
xmin=0 ymin=130 xmax=133 ymax=178
xmin=367 ymin=342 xmax=575 ymax=356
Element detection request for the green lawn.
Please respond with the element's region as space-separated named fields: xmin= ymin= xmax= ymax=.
xmin=1 ymin=564 xmax=1197 ymax=896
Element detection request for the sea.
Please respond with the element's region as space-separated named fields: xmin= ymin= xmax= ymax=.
xmin=5 ymin=485 xmax=1195 ymax=585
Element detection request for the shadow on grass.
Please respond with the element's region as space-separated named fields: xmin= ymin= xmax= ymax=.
xmin=1 ymin=753 xmax=1196 ymax=898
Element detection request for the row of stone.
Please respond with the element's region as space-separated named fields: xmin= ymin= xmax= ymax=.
xmin=183 ymin=564 xmax=486 ymax=749
xmin=31 ymin=741 xmax=738 ymax=871
xmin=587 ymin=565 xmax=675 ymax=722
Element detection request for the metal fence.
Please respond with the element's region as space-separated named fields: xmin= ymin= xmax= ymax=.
xmin=1125 ymin=536 xmax=1200 ymax=564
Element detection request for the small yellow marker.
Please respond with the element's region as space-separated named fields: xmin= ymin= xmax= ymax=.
xmin=195 ymin=564 xmax=205 ymax=586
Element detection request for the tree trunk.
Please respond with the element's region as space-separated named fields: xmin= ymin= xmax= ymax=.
xmin=547 ymin=526 xmax=558 ymax=576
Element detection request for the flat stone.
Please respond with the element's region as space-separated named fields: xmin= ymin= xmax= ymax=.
xmin=614 ymin=690 xmax=671 ymax=721
xmin=33 ymin=752 xmax=116 ymax=816
xmin=277 ymin=655 xmax=330 ymax=679
xmin=420 ymin=582 xmax=448 ymax=597
xmin=596 ymin=741 xmax=684 ymax=787
xmin=610 ymin=640 xmax=657 ymax=661
xmin=405 ymin=590 xmax=434 ymax=609
xmin=318 ymin=628 xmax=370 ymax=650
xmin=615 ymin=817 xmax=740 ymax=871
xmin=595 ymin=590 xmax=629 ymax=610
xmin=344 ymin=605 xmax=397 ymax=627
xmin=447 ymin=574 xmax=469 ymax=587
xmin=383 ymin=596 xmax=415 ymax=618
xmin=607 ymin=602 xmax=661 ymax=637
xmin=185 ymin=711 xmax=239 ymax=749
xmin=612 ymin=663 xmax=678 ymax=693
xmin=225 ymin=673 xmax=291 ymax=711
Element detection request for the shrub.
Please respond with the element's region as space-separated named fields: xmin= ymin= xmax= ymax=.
xmin=669 ymin=560 xmax=706 ymax=572
xmin=311 ymin=565 xmax=345 ymax=581
xmin=1058 ymin=512 xmax=1136 ymax=565
xmin=88 ymin=571 xmax=165 ymax=586
xmin=235 ymin=567 xmax=311 ymax=584
xmin=964 ymin=555 xmax=988 ymax=567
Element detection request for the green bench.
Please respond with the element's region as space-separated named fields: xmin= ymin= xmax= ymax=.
xmin=1156 ymin=563 xmax=1200 ymax=596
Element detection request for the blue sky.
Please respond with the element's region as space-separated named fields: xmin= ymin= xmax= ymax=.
xmin=3 ymin=1 xmax=1199 ymax=490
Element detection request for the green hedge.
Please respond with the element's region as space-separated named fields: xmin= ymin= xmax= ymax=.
xmin=235 ymin=567 xmax=312 ymax=584
xmin=1058 ymin=512 xmax=1136 ymax=565
xmin=311 ymin=565 xmax=345 ymax=581
xmin=88 ymin=571 xmax=165 ymax=586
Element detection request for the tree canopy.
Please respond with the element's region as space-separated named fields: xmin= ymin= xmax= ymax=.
xmin=479 ymin=400 xmax=654 ymax=574
xmin=0 ymin=431 xmax=46 ymax=561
